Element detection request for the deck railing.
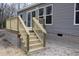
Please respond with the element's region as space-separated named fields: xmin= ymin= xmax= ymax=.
xmin=6 ymin=16 xmax=30 ymax=52
xmin=32 ymin=17 xmax=47 ymax=47
xmin=18 ymin=16 xmax=30 ymax=52
xmin=6 ymin=17 xmax=18 ymax=31
xmin=6 ymin=16 xmax=47 ymax=52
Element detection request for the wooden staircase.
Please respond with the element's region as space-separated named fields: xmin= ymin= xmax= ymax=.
xmin=20 ymin=30 xmax=43 ymax=52
xmin=6 ymin=16 xmax=47 ymax=54
xmin=29 ymin=31 xmax=43 ymax=52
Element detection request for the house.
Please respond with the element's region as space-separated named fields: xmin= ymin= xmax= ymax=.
xmin=17 ymin=3 xmax=79 ymax=43
xmin=6 ymin=3 xmax=79 ymax=53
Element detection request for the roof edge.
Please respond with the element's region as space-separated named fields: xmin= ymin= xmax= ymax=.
xmin=17 ymin=3 xmax=41 ymax=13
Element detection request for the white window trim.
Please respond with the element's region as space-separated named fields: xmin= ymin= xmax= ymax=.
xmin=74 ymin=3 xmax=79 ymax=25
xmin=38 ymin=7 xmax=45 ymax=23
xmin=38 ymin=4 xmax=53 ymax=25
xmin=26 ymin=4 xmax=53 ymax=26
xmin=45 ymin=4 xmax=53 ymax=25
xmin=38 ymin=7 xmax=44 ymax=16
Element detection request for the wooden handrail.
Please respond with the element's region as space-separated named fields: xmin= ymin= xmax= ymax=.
xmin=6 ymin=16 xmax=30 ymax=36
xmin=9 ymin=16 xmax=17 ymax=19
xmin=32 ymin=17 xmax=47 ymax=47
xmin=17 ymin=16 xmax=30 ymax=52
xmin=33 ymin=17 xmax=47 ymax=34
xmin=18 ymin=16 xmax=30 ymax=35
xmin=6 ymin=16 xmax=30 ymax=52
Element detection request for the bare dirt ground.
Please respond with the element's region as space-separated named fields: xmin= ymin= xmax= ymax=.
xmin=0 ymin=38 xmax=26 ymax=56
xmin=1 ymin=29 xmax=79 ymax=56
xmin=30 ymin=39 xmax=79 ymax=56
xmin=0 ymin=29 xmax=26 ymax=56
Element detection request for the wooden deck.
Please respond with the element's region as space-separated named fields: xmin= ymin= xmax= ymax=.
xmin=6 ymin=16 xmax=47 ymax=53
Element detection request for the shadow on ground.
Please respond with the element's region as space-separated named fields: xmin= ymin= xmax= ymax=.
xmin=0 ymin=29 xmax=26 ymax=56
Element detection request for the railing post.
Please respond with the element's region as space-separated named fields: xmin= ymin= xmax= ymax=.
xmin=10 ymin=18 xmax=11 ymax=30
xmin=17 ymin=33 xmax=21 ymax=48
xmin=27 ymin=35 xmax=29 ymax=53
xmin=43 ymin=19 xmax=46 ymax=29
xmin=43 ymin=18 xmax=46 ymax=47
xmin=32 ymin=18 xmax=33 ymax=30
xmin=32 ymin=17 xmax=34 ymax=31
xmin=17 ymin=17 xmax=19 ymax=31
xmin=43 ymin=33 xmax=46 ymax=47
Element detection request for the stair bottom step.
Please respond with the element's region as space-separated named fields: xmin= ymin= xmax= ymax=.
xmin=29 ymin=47 xmax=44 ymax=52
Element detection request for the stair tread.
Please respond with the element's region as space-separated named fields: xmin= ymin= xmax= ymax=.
xmin=30 ymin=36 xmax=37 ymax=39
xmin=30 ymin=33 xmax=35 ymax=35
xmin=30 ymin=32 xmax=35 ymax=33
xmin=30 ymin=34 xmax=37 ymax=36
xmin=29 ymin=43 xmax=42 ymax=46
xmin=29 ymin=47 xmax=43 ymax=52
xmin=30 ymin=38 xmax=39 ymax=41
xmin=29 ymin=40 xmax=40 ymax=42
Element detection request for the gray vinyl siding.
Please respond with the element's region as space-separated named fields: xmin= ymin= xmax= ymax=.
xmin=45 ymin=3 xmax=79 ymax=44
xmin=46 ymin=3 xmax=79 ymax=36
xmin=18 ymin=3 xmax=79 ymax=43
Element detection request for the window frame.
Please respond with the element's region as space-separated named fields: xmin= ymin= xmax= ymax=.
xmin=38 ymin=7 xmax=45 ymax=24
xmin=46 ymin=15 xmax=52 ymax=24
xmin=38 ymin=4 xmax=53 ymax=25
xmin=45 ymin=4 xmax=53 ymax=25
xmin=38 ymin=7 xmax=45 ymax=18
xmin=39 ymin=8 xmax=44 ymax=16
xmin=31 ymin=8 xmax=38 ymax=17
xmin=46 ymin=5 xmax=52 ymax=15
xmin=32 ymin=11 xmax=36 ymax=17
xmin=74 ymin=3 xmax=79 ymax=25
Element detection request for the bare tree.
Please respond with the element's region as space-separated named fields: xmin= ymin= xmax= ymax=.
xmin=0 ymin=3 xmax=17 ymax=28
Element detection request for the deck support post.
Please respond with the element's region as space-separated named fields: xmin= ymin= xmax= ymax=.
xmin=17 ymin=33 xmax=21 ymax=48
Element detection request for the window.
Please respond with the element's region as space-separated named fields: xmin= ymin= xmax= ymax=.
xmin=46 ymin=6 xmax=52 ymax=15
xmin=38 ymin=5 xmax=53 ymax=25
xmin=75 ymin=3 xmax=79 ymax=25
xmin=32 ymin=11 xmax=36 ymax=17
xmin=45 ymin=5 xmax=53 ymax=25
xmin=28 ymin=12 xmax=31 ymax=27
xmin=39 ymin=16 xmax=44 ymax=24
xmin=20 ymin=14 xmax=23 ymax=18
xmin=76 ymin=12 xmax=79 ymax=24
xmin=38 ymin=8 xmax=44 ymax=24
xmin=76 ymin=3 xmax=79 ymax=10
xmin=20 ymin=14 xmax=26 ymax=25
xmin=39 ymin=8 xmax=44 ymax=16
xmin=46 ymin=15 xmax=52 ymax=24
